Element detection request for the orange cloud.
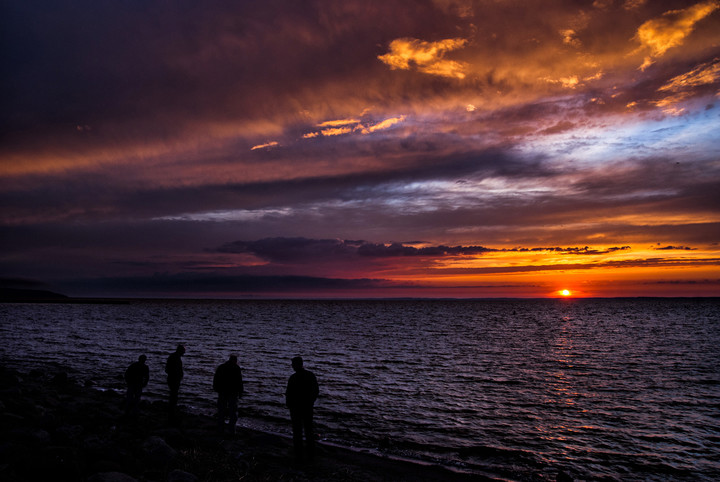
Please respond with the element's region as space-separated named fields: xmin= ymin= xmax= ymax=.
xmin=544 ymin=75 xmax=580 ymax=89
xmin=654 ymin=58 xmax=720 ymax=111
xmin=560 ymin=29 xmax=581 ymax=48
xmin=320 ymin=126 xmax=353 ymax=136
xmin=303 ymin=115 xmax=406 ymax=138
xmin=635 ymin=1 xmax=719 ymax=70
xmin=658 ymin=58 xmax=720 ymax=92
xmin=362 ymin=116 xmax=406 ymax=134
xmin=623 ymin=0 xmax=647 ymax=9
xmin=378 ymin=38 xmax=468 ymax=79
xmin=317 ymin=118 xmax=361 ymax=127
xmin=250 ymin=141 xmax=279 ymax=150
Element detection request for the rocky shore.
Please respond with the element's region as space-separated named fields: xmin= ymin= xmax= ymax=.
xmin=0 ymin=365 xmax=489 ymax=481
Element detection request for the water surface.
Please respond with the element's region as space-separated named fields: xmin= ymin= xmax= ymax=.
xmin=1 ymin=298 xmax=718 ymax=480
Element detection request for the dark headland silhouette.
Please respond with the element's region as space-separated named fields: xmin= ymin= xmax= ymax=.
xmin=0 ymin=287 xmax=69 ymax=302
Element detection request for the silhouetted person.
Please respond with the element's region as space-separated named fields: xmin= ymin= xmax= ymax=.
xmin=165 ymin=344 xmax=185 ymax=420
xmin=286 ymin=356 xmax=319 ymax=463
xmin=124 ymin=354 xmax=149 ymax=417
xmin=213 ymin=354 xmax=244 ymax=434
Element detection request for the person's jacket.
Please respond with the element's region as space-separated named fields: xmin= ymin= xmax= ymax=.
xmin=213 ymin=361 xmax=244 ymax=397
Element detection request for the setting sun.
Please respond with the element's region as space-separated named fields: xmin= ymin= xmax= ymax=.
xmin=560 ymin=289 xmax=572 ymax=297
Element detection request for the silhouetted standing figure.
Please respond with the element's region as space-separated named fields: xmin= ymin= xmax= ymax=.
xmin=286 ymin=356 xmax=319 ymax=463
xmin=124 ymin=354 xmax=149 ymax=417
xmin=213 ymin=354 xmax=244 ymax=434
xmin=165 ymin=344 xmax=185 ymax=420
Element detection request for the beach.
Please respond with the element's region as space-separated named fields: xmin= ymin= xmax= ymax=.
xmin=0 ymin=364 xmax=493 ymax=482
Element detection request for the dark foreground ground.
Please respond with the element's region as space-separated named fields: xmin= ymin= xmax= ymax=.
xmin=0 ymin=365 xmax=496 ymax=481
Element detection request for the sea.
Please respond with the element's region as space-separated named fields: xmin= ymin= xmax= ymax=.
xmin=1 ymin=298 xmax=719 ymax=480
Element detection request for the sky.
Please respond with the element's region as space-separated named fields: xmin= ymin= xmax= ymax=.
xmin=1 ymin=0 xmax=719 ymax=299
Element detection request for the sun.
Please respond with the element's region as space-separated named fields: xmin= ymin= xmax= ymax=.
xmin=559 ymin=289 xmax=572 ymax=297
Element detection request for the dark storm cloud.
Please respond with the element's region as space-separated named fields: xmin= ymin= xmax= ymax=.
xmin=213 ymin=237 xmax=635 ymax=264
xmin=214 ymin=237 xmax=494 ymax=262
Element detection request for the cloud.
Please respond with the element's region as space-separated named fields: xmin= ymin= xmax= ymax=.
xmin=648 ymin=278 xmax=719 ymax=284
xmin=214 ymin=238 xmax=637 ymax=267
xmin=504 ymin=246 xmax=632 ymax=255
xmin=543 ymin=76 xmax=580 ymax=89
xmin=651 ymin=57 xmax=720 ymax=111
xmin=378 ymin=38 xmax=468 ymax=79
xmin=357 ymin=242 xmax=492 ymax=257
xmin=320 ymin=127 xmax=353 ymax=137
xmin=560 ymin=29 xmax=582 ymax=48
xmin=317 ymin=119 xmax=361 ymax=127
xmin=250 ymin=141 xmax=279 ymax=150
xmin=302 ymin=115 xmax=405 ymax=139
xmin=658 ymin=58 xmax=720 ymax=92
xmin=434 ymin=256 xmax=720 ymax=275
xmin=635 ymin=1 xmax=719 ymax=70
xmin=213 ymin=237 xmax=494 ymax=263
xmin=538 ymin=121 xmax=576 ymax=135
xmin=654 ymin=245 xmax=696 ymax=250
xmin=360 ymin=116 xmax=406 ymax=134
xmin=623 ymin=0 xmax=647 ymax=10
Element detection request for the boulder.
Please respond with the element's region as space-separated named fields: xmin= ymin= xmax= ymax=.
xmin=53 ymin=424 xmax=84 ymax=444
xmin=9 ymin=427 xmax=51 ymax=447
xmin=87 ymin=472 xmax=138 ymax=482
xmin=167 ymin=469 xmax=199 ymax=482
xmin=140 ymin=435 xmax=178 ymax=468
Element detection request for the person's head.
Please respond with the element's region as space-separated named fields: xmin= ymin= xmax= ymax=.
xmin=138 ymin=355 xmax=147 ymax=364
xmin=176 ymin=344 xmax=186 ymax=355
xmin=291 ymin=356 xmax=304 ymax=372
xmin=228 ymin=355 xmax=238 ymax=364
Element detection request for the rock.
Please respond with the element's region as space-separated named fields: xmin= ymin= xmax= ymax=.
xmin=167 ymin=469 xmax=199 ymax=482
xmin=53 ymin=424 xmax=84 ymax=444
xmin=155 ymin=427 xmax=194 ymax=448
xmin=141 ymin=435 xmax=178 ymax=468
xmin=89 ymin=458 xmax=125 ymax=475
xmin=36 ymin=445 xmax=85 ymax=480
xmin=0 ymin=412 xmax=25 ymax=428
xmin=82 ymin=434 xmax=107 ymax=451
xmin=87 ymin=471 xmax=138 ymax=482
xmin=9 ymin=427 xmax=51 ymax=446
